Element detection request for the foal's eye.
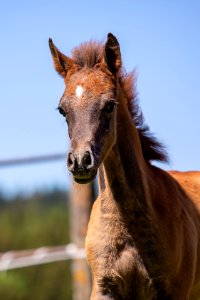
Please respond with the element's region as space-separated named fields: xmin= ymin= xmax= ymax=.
xmin=57 ymin=106 xmax=66 ymax=117
xmin=104 ymin=101 xmax=116 ymax=113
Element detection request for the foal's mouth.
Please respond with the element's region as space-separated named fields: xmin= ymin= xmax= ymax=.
xmin=73 ymin=172 xmax=97 ymax=184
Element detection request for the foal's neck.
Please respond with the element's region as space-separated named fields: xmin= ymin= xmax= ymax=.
xmin=98 ymin=90 xmax=164 ymax=279
xmin=99 ymin=91 xmax=149 ymax=212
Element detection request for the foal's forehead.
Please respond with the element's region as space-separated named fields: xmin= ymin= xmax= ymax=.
xmin=64 ymin=68 xmax=115 ymax=100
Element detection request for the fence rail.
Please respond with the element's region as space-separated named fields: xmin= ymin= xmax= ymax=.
xmin=0 ymin=244 xmax=85 ymax=272
xmin=0 ymin=153 xmax=66 ymax=168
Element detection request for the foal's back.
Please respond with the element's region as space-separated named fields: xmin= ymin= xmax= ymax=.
xmin=169 ymin=171 xmax=200 ymax=210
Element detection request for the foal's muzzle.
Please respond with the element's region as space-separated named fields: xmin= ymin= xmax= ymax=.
xmin=67 ymin=150 xmax=97 ymax=184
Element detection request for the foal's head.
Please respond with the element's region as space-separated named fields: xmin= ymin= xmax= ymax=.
xmin=49 ymin=33 xmax=121 ymax=183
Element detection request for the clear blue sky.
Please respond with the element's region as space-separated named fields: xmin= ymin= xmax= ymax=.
xmin=0 ymin=1 xmax=200 ymax=195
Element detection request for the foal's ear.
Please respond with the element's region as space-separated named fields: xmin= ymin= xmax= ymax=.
xmin=104 ymin=33 xmax=121 ymax=74
xmin=49 ymin=38 xmax=74 ymax=78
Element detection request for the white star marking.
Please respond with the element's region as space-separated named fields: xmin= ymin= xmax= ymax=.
xmin=76 ymin=85 xmax=84 ymax=98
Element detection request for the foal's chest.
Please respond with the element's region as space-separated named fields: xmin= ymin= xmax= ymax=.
xmin=86 ymin=204 xmax=153 ymax=298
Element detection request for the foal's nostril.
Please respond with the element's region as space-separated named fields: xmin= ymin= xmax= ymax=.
xmin=67 ymin=152 xmax=74 ymax=168
xmin=82 ymin=151 xmax=92 ymax=168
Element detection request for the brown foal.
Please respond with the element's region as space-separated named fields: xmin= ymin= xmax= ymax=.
xmin=49 ymin=33 xmax=200 ymax=299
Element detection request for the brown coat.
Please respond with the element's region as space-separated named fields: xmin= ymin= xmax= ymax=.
xmin=49 ymin=33 xmax=200 ymax=300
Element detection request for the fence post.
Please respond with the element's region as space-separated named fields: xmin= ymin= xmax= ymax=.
xmin=70 ymin=181 xmax=95 ymax=300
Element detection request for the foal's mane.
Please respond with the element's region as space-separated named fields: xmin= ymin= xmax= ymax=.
xmin=71 ymin=41 xmax=168 ymax=163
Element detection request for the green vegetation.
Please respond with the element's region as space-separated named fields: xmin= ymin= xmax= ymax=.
xmin=0 ymin=189 xmax=72 ymax=300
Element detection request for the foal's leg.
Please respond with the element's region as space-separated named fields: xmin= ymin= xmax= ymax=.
xmin=157 ymin=294 xmax=189 ymax=300
xmin=91 ymin=296 xmax=114 ymax=300
xmin=90 ymin=281 xmax=113 ymax=300
xmin=90 ymin=284 xmax=119 ymax=300
xmin=156 ymin=285 xmax=191 ymax=300
xmin=90 ymin=288 xmax=114 ymax=300
xmin=156 ymin=290 xmax=190 ymax=300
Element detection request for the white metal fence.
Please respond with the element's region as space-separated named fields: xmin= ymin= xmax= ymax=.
xmin=0 ymin=244 xmax=85 ymax=272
